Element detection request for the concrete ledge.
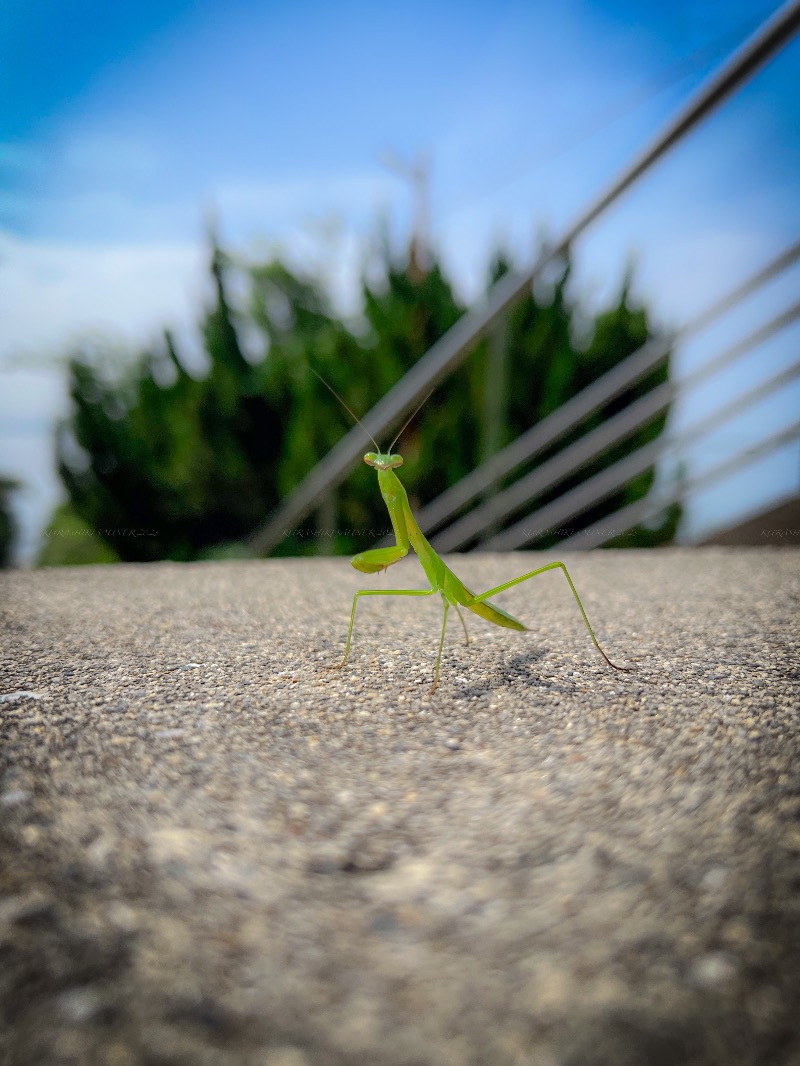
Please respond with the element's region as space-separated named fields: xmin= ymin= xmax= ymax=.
xmin=1 ymin=548 xmax=799 ymax=1065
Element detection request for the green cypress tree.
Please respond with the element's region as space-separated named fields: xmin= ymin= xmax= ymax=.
xmin=0 ymin=476 xmax=20 ymax=567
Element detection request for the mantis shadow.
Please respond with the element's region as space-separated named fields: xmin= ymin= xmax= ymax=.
xmin=449 ymin=647 xmax=551 ymax=698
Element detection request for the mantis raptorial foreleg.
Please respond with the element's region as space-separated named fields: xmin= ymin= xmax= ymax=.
xmin=351 ymin=545 xmax=408 ymax=573
xmin=467 ymin=560 xmax=629 ymax=671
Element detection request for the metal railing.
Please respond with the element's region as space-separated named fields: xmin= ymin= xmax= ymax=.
xmin=248 ymin=0 xmax=800 ymax=557
xmin=560 ymin=418 xmax=800 ymax=551
xmin=427 ymin=248 xmax=800 ymax=551
xmin=479 ymin=323 xmax=800 ymax=552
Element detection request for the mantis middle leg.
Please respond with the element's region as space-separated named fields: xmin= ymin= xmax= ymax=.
xmin=335 ymin=587 xmax=455 ymax=692
xmin=335 ymin=588 xmax=438 ymax=669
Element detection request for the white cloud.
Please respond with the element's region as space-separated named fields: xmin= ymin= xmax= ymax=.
xmin=212 ymin=170 xmax=401 ymax=251
xmin=0 ymin=232 xmax=209 ymax=562
xmin=0 ymin=231 xmax=207 ymax=366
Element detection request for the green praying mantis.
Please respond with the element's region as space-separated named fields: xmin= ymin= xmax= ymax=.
xmin=312 ymin=370 xmax=632 ymax=691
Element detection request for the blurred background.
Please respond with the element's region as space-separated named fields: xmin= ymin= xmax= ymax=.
xmin=1 ymin=0 xmax=798 ymax=567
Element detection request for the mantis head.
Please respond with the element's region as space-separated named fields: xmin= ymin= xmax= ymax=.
xmin=364 ymin=452 xmax=404 ymax=470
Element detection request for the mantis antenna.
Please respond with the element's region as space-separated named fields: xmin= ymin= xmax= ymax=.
xmin=388 ymin=388 xmax=435 ymax=453
xmin=308 ymin=366 xmax=380 ymax=452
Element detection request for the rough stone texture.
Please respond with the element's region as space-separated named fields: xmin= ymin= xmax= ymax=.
xmin=1 ymin=547 xmax=799 ymax=1066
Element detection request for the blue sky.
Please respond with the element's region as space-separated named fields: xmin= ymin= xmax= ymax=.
xmin=1 ymin=0 xmax=799 ymax=561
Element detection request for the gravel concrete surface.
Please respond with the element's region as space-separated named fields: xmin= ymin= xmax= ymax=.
xmin=1 ymin=548 xmax=799 ymax=1066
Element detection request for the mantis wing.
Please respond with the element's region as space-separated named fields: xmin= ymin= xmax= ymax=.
xmin=444 ymin=570 xmax=527 ymax=631
xmin=463 ymin=594 xmax=528 ymax=631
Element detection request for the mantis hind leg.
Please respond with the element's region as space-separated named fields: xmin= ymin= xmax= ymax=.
xmin=467 ymin=561 xmax=632 ymax=672
xmin=333 ymin=587 xmax=437 ymax=669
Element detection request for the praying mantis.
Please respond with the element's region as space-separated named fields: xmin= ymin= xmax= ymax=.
xmin=313 ymin=371 xmax=632 ymax=691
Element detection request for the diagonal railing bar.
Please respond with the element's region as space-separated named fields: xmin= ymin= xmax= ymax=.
xmin=431 ymin=299 xmax=800 ymax=552
xmin=481 ymin=345 xmax=800 ymax=552
xmin=413 ymin=236 xmax=800 ymax=539
xmin=560 ymin=412 xmax=800 ymax=551
xmin=246 ymin=0 xmax=800 ymax=557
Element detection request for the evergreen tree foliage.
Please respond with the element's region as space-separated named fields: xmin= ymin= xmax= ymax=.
xmin=0 ymin=476 xmax=20 ymax=567
xmin=56 ymin=244 xmax=280 ymax=561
